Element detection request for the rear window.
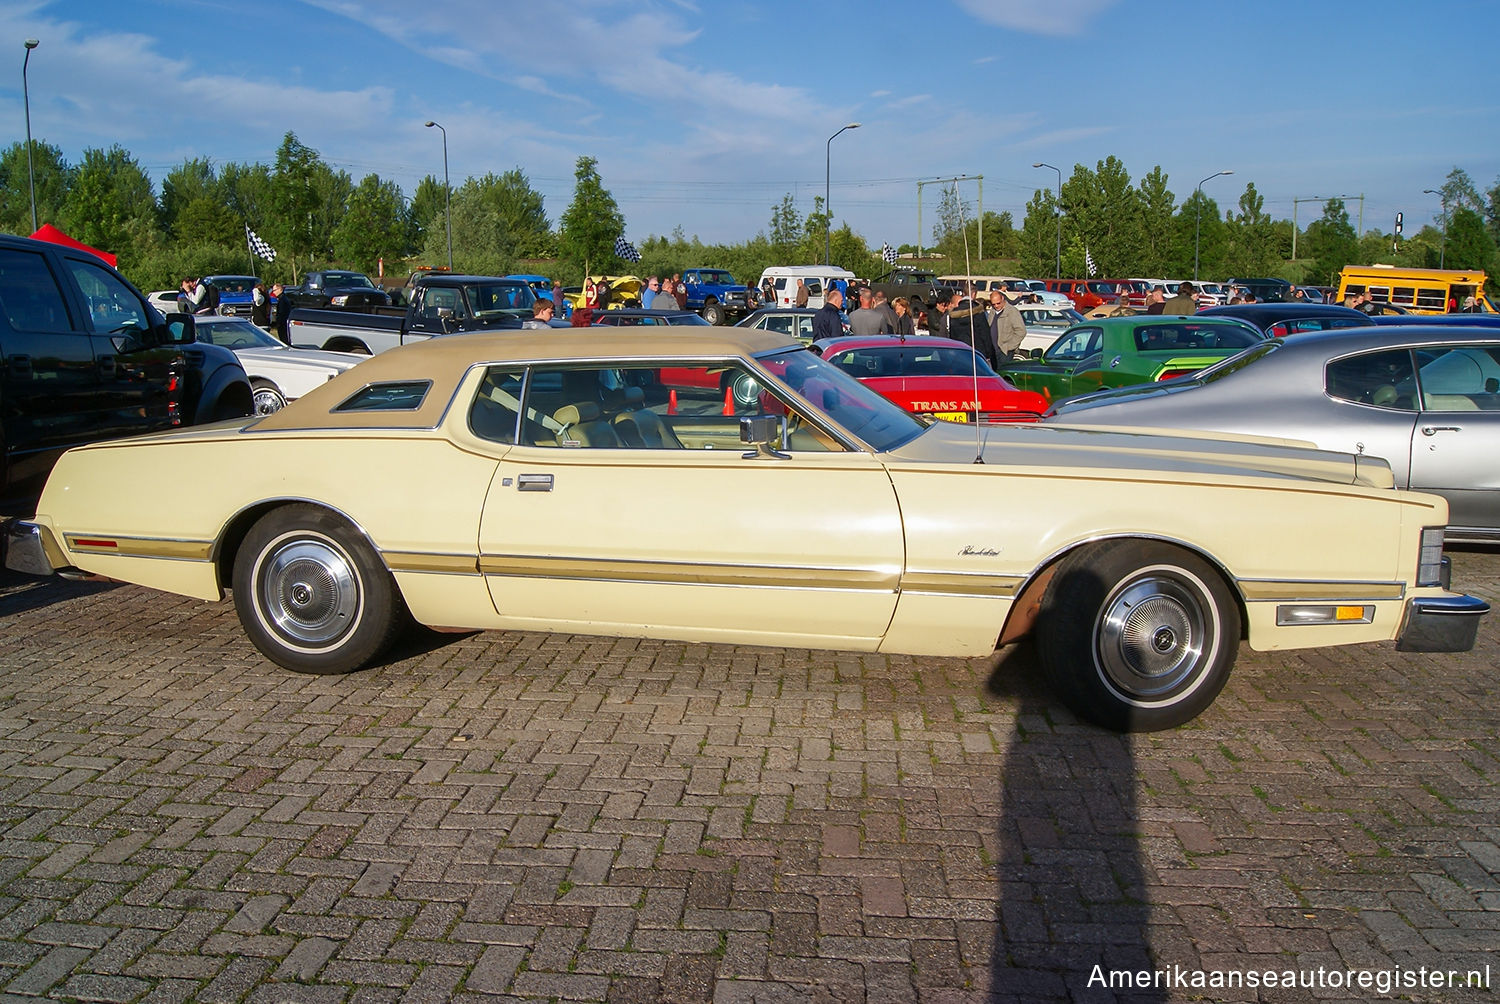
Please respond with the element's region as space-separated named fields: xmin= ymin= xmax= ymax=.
xmin=1133 ymin=323 xmax=1262 ymax=351
xmin=334 ymin=381 xmax=432 ymax=412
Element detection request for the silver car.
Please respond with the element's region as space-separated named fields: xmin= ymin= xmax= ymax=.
xmin=1047 ymin=325 xmax=1500 ymax=542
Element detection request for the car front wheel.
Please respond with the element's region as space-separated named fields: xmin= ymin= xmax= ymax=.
xmin=232 ymin=505 xmax=403 ymax=674
xmin=1036 ymin=540 xmax=1241 ymax=732
xmin=251 ymin=379 xmax=287 ymax=414
xmin=701 ymin=302 xmax=725 ymax=325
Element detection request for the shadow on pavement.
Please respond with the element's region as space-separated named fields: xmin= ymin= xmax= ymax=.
xmin=985 ymin=641 xmax=1166 ymax=1003
xmin=0 ymin=568 xmax=119 ymax=618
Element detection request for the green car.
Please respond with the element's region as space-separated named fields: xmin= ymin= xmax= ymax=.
xmin=996 ymin=315 xmax=1268 ymax=404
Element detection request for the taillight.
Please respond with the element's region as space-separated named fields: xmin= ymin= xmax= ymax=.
xmin=1157 ymin=369 xmax=1194 ymax=381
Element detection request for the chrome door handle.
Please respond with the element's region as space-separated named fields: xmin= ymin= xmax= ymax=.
xmin=517 ymin=473 xmax=554 ymax=492
xmin=1421 ymin=426 xmax=1461 ymax=436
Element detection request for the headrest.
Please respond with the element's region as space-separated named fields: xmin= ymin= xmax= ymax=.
xmin=554 ymin=402 xmax=600 ymax=426
xmin=623 ymin=385 xmax=645 ymax=406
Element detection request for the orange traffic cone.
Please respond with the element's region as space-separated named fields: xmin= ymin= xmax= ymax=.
xmin=722 ymin=386 xmax=734 ymax=416
xmin=668 ymin=389 xmax=678 ymax=414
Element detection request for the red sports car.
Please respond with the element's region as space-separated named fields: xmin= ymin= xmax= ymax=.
xmin=815 ymin=335 xmax=1049 ymax=423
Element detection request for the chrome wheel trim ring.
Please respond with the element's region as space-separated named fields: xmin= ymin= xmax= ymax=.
xmin=254 ymin=531 xmax=361 ymax=651
xmin=252 ymin=386 xmax=286 ymax=414
xmin=1095 ymin=566 xmax=1215 ymax=704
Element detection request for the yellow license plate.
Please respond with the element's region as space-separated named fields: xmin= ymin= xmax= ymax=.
xmin=934 ymin=412 xmax=969 ymax=422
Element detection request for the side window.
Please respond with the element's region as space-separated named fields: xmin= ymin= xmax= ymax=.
xmin=0 ymin=247 xmax=73 ymax=332
xmin=468 ymin=368 xmax=526 ymax=444
xmin=1416 ymin=347 xmax=1500 ymax=410
xmin=1049 ymin=327 xmax=1100 ymax=361
xmin=63 ymin=258 xmax=150 ymax=335
xmin=1325 ymin=350 xmax=1417 ymax=410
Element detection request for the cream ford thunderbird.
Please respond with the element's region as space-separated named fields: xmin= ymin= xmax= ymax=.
xmin=5 ymin=329 xmax=1488 ymax=731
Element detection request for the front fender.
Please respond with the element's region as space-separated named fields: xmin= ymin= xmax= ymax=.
xmin=191 ymin=355 xmax=253 ymax=424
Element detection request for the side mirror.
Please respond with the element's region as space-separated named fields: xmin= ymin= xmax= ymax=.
xmin=1030 ymin=347 xmax=1043 ymax=359
xmin=162 ymin=312 xmax=196 ymax=345
xmin=740 ymin=414 xmax=789 ymax=460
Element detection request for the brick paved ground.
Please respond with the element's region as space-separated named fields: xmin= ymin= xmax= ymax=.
xmin=0 ymin=552 xmax=1495 ymax=1003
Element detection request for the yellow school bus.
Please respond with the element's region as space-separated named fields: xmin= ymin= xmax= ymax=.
xmin=1336 ymin=265 xmax=1494 ymax=314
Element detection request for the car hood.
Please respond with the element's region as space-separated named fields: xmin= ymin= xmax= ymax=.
xmin=234 ymin=346 xmax=364 ymax=370
xmin=885 ymin=418 xmax=1395 ymax=489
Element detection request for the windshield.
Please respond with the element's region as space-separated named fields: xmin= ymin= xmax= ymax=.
xmin=1195 ymin=339 xmax=1282 ymax=383
xmin=1133 ymin=321 xmax=1265 ymax=351
xmin=756 ymin=348 xmax=924 ymax=451
xmin=1021 ymin=308 xmax=1085 ymax=328
xmin=465 ymin=282 xmax=537 ymax=315
xmin=1087 ymin=281 xmax=1118 ymax=295
xmin=696 ymin=271 xmax=734 ymax=285
xmin=324 ymin=273 xmax=376 ymax=290
xmin=825 ymin=343 xmax=1001 ymax=379
xmin=208 ymin=276 xmax=257 ymax=294
xmin=196 ymin=318 xmax=281 ymax=349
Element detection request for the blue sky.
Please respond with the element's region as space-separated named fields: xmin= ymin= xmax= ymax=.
xmin=4 ymin=0 xmax=1498 ymax=249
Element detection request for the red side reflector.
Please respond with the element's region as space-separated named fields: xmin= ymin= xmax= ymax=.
xmin=72 ymin=539 xmax=118 ymax=549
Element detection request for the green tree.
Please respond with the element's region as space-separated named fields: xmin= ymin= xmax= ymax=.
xmin=1304 ymin=198 xmax=1358 ymax=286
xmin=60 ymin=145 xmax=159 ymax=258
xmin=0 ymin=140 xmax=72 ymax=233
xmin=1440 ymin=167 xmax=1484 ymax=215
xmin=481 ymin=169 xmax=552 ymax=257
xmin=332 ymin=174 xmax=408 ymax=274
xmin=1018 ymin=188 xmax=1060 ymax=278
xmin=268 ymin=132 xmax=322 ymax=266
xmin=161 ymin=158 xmax=219 ymax=237
xmin=1170 ymin=190 xmax=1226 ymax=278
xmin=308 ymin=163 xmax=352 ymax=261
xmin=175 ymin=196 xmax=240 ymax=247
xmin=768 ymin=193 xmax=800 ymax=255
xmin=1444 ymin=206 xmax=1497 ymax=273
xmin=1136 ymin=166 xmax=1176 ymax=278
xmin=557 ymin=156 xmax=623 ymax=281
xmin=1222 ymin=182 xmax=1278 ymax=277
xmin=409 ymin=175 xmax=446 ymax=253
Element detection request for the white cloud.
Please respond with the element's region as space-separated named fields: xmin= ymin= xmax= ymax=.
xmin=953 ymin=0 xmax=1120 ymax=36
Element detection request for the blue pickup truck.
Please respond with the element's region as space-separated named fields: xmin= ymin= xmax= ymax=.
xmin=681 ymin=268 xmax=758 ymax=325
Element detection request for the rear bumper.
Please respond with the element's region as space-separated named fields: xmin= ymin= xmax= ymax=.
xmin=1396 ymin=593 xmax=1490 ymax=653
xmin=3 ymin=520 xmax=67 ymax=578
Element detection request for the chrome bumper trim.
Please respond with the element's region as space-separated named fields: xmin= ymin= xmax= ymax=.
xmin=1396 ymin=594 xmax=1490 ymax=653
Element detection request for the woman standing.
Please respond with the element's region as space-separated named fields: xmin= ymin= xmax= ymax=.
xmin=891 ymin=296 xmax=916 ymax=335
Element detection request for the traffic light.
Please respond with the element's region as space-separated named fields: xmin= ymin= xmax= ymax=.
xmin=1393 ymin=212 xmax=1403 ymax=251
xmin=1394 ymin=212 xmax=1403 ymax=235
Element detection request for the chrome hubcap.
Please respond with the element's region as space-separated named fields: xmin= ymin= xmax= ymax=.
xmin=1097 ymin=573 xmax=1208 ymax=700
xmin=259 ymin=537 xmax=358 ymax=647
xmin=253 ymin=387 xmax=286 ymax=414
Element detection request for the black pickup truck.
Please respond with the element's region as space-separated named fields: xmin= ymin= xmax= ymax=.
xmin=288 ymin=273 xmax=537 ymax=355
xmin=0 ymin=233 xmax=252 ymax=506
xmin=279 ymin=270 xmax=392 ymax=311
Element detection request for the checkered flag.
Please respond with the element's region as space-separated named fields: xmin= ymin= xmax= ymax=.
xmin=881 ymin=242 xmax=897 ymax=264
xmin=245 ymin=225 xmax=277 ymax=262
xmin=1085 ymin=247 xmax=1097 ymax=277
xmin=613 ymin=235 xmax=640 ymax=263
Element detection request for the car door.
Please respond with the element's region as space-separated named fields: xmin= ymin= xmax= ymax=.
xmin=0 ymin=245 xmax=96 ymax=479
xmin=1407 ymin=345 xmax=1500 ymax=531
xmin=60 ymin=254 xmax=177 ymax=443
xmin=475 ymin=360 xmax=904 ymax=648
xmin=1320 ymin=348 xmax=1420 ymax=485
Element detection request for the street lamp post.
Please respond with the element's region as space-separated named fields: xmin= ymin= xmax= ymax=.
xmin=23 ymin=39 xmax=39 ymax=233
xmin=424 ymin=121 xmax=452 ymax=271
xmin=825 ymin=122 xmax=860 ymax=265
xmin=1032 ymin=162 xmax=1062 ymax=279
xmin=1193 ymin=169 xmax=1233 ymax=281
xmin=1422 ymin=188 xmax=1447 ymax=269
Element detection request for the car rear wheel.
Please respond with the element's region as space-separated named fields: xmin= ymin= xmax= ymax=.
xmin=251 ymin=379 xmax=287 ymax=415
xmin=1036 ymin=540 xmax=1240 ymax=732
xmin=232 ymin=505 xmax=403 ymax=675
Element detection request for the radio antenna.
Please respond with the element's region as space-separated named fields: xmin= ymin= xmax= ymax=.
xmin=954 ymin=180 xmax=985 ymax=463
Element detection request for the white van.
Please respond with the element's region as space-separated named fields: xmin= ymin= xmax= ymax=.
xmin=758 ymin=265 xmax=858 ymax=309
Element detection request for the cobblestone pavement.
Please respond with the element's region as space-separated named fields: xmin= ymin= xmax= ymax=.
xmin=0 ymin=551 xmax=1496 ymax=1004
